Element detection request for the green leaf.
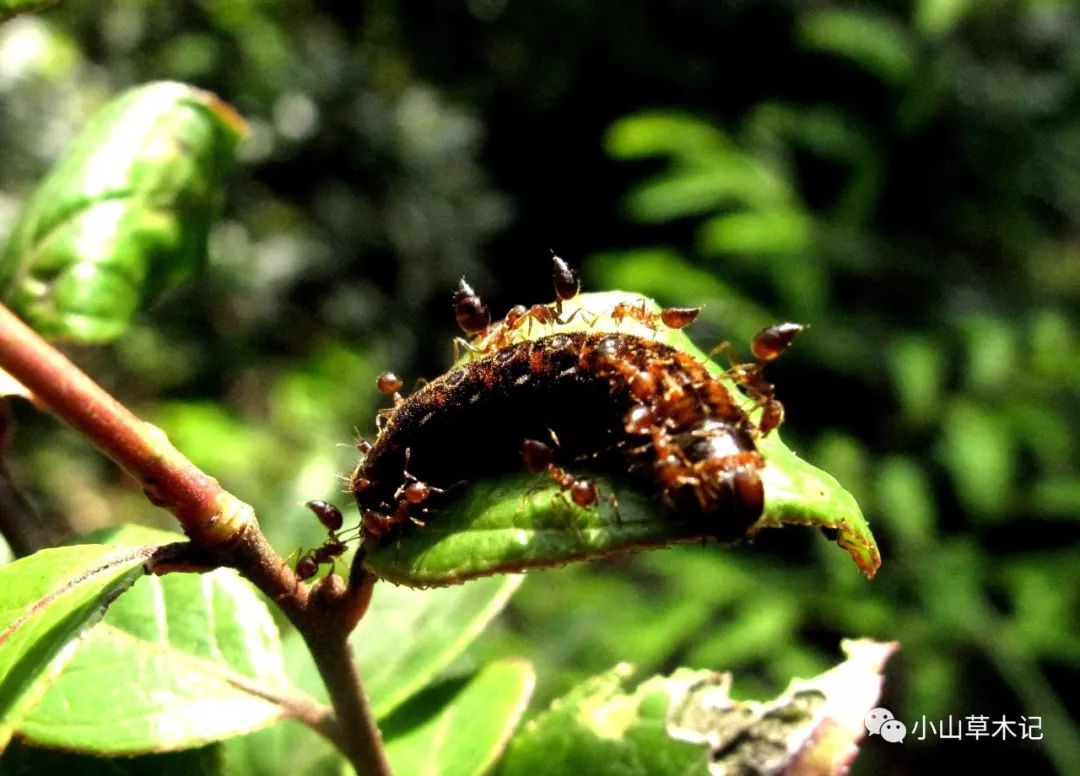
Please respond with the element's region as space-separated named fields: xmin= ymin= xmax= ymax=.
xmin=0 ymin=544 xmax=152 ymax=750
xmin=355 ymin=573 xmax=524 ymax=718
xmin=604 ymin=111 xmax=730 ymax=162
xmin=798 ymin=10 xmax=915 ymax=87
xmin=887 ymin=334 xmax=945 ymax=424
xmin=604 ymin=112 xmax=791 ymax=223
xmin=383 ymin=659 xmax=535 ymax=776
xmin=220 ymin=719 xmax=342 ymax=776
xmin=499 ymin=640 xmax=896 ymax=776
xmin=697 ymin=209 xmax=812 ymax=256
xmin=746 ymin=103 xmax=881 ymax=226
xmin=938 ymin=400 xmax=1016 ymax=520
xmin=0 ymin=81 xmax=245 ymax=343
xmin=363 ymin=291 xmax=879 ymax=587
xmin=915 ymin=0 xmax=975 ymax=38
xmin=0 ymin=0 xmax=62 ymax=21
xmin=16 ymin=525 xmax=296 ymax=755
xmin=623 ymin=161 xmax=788 ymax=223
xmin=219 ymin=627 xmax=344 ymax=776
xmin=499 ymin=664 xmax=710 ymax=776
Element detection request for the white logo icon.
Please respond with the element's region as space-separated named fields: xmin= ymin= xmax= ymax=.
xmin=865 ymin=707 xmax=906 ymax=743
xmin=881 ymin=718 xmax=907 ymax=743
xmin=865 ymin=707 xmax=894 ymax=735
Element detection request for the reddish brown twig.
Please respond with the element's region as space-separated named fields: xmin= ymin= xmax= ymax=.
xmin=0 ymin=303 xmax=390 ymax=776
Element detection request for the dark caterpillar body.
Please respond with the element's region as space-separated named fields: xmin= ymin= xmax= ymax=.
xmin=350 ymin=331 xmax=765 ymax=543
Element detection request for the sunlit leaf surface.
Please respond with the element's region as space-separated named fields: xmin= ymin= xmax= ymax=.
xmin=0 ymin=81 xmax=244 ymax=343
xmin=15 ymin=526 xmax=294 ymax=755
xmin=499 ymin=639 xmax=895 ymax=776
xmin=0 ymin=544 xmax=151 ymax=749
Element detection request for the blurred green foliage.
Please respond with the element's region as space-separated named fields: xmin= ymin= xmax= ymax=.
xmin=0 ymin=1 xmax=1077 ymax=773
xmin=0 ymin=81 xmax=243 ymax=342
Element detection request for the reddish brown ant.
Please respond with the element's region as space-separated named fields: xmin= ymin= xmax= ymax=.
xmin=360 ymin=448 xmax=449 ymax=537
xmin=295 ymin=499 xmax=349 ymax=580
xmin=456 ymin=256 xmax=593 ymax=357
xmin=610 ymin=298 xmax=701 ymax=335
xmin=296 ymin=538 xmax=348 ymax=581
xmin=451 ymin=278 xmax=495 ymax=361
xmin=491 ymin=255 xmax=592 ymax=344
xmin=376 ymin=371 xmax=404 ymax=406
xmin=724 ymin=322 xmax=804 ymax=437
xmin=521 ymin=438 xmax=598 ymax=508
xmin=502 ymin=303 xmax=561 ymax=339
xmin=376 ymin=371 xmax=403 ymax=394
xmin=751 ymin=322 xmax=803 ymax=362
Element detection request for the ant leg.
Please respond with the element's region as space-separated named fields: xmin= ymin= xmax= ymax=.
xmin=600 ymin=485 xmax=622 ymax=525
xmin=554 ymin=306 xmax=599 ymax=327
xmin=453 ymin=336 xmax=487 ymax=363
xmin=709 ymin=340 xmax=737 ymax=364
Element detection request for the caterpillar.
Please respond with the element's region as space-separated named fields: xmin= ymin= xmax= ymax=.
xmin=350 ymin=251 xmax=802 ymax=544
xmin=296 ymin=260 xmax=800 ymax=578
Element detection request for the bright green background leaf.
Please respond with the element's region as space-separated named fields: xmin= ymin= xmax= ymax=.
xmin=383 ymin=659 xmax=535 ymax=776
xmin=498 ymin=664 xmax=711 ymax=776
xmin=500 ymin=641 xmax=894 ymax=776
xmin=0 ymin=0 xmax=62 ymax=22
xmin=15 ymin=525 xmax=295 ymax=755
xmin=0 ymin=544 xmax=151 ymax=749
xmin=219 ymin=632 xmax=344 ymax=776
xmin=355 ymin=573 xmax=524 ymax=718
xmin=0 ymin=81 xmax=244 ymax=343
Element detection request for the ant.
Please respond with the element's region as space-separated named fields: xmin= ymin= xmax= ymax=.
xmin=453 ymin=255 xmax=590 ymax=357
xmin=521 ymin=437 xmax=598 ymax=509
xmin=494 ymin=255 xmax=590 ymax=343
xmin=723 ymin=322 xmax=804 ymax=437
xmin=373 ymin=370 xmax=423 ymax=429
xmin=295 ymin=499 xmax=349 ymax=580
xmin=359 ymin=448 xmax=448 ymax=538
xmin=610 ymin=298 xmax=701 ymax=334
xmin=295 ymin=538 xmax=348 ymax=581
xmin=375 ymin=371 xmax=403 ymax=406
